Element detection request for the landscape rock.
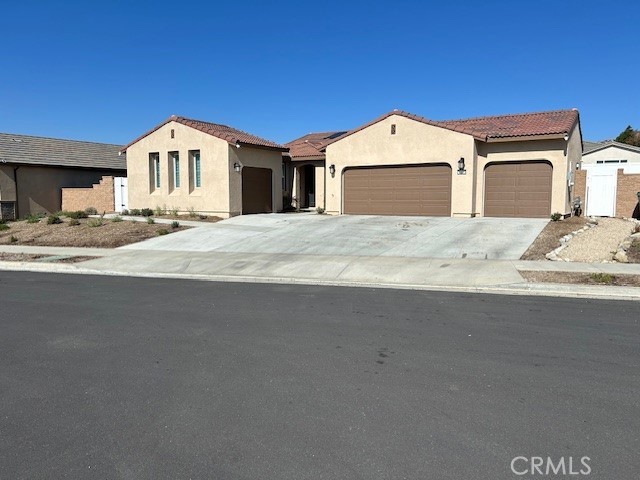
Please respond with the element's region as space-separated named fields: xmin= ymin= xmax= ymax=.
xmin=614 ymin=250 xmax=629 ymax=263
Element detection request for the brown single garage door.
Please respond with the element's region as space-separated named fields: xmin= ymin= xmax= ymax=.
xmin=242 ymin=167 xmax=273 ymax=214
xmin=343 ymin=164 xmax=451 ymax=216
xmin=484 ymin=161 xmax=552 ymax=218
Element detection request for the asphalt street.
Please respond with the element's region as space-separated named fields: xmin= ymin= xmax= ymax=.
xmin=0 ymin=272 xmax=638 ymax=479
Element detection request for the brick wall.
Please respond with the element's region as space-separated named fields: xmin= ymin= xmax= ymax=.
xmin=61 ymin=176 xmax=115 ymax=213
xmin=616 ymin=169 xmax=640 ymax=219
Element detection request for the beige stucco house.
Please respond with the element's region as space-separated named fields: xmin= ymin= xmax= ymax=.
xmin=286 ymin=109 xmax=582 ymax=218
xmin=582 ymin=140 xmax=640 ymax=166
xmin=121 ymin=116 xmax=287 ymax=218
xmin=0 ymin=133 xmax=125 ymax=219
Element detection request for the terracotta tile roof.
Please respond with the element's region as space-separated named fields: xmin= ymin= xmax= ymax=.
xmin=0 ymin=132 xmax=126 ymax=170
xmin=325 ymin=109 xmax=580 ymax=147
xmin=285 ymin=131 xmax=348 ymax=159
xmin=121 ymin=115 xmax=287 ymax=153
xmin=440 ymin=109 xmax=580 ymax=140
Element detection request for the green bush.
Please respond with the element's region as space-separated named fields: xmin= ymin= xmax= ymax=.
xmin=0 ymin=223 xmax=9 ymax=231
xmin=154 ymin=205 xmax=167 ymax=216
xmin=87 ymin=218 xmax=104 ymax=227
xmin=141 ymin=208 xmax=154 ymax=217
xmin=9 ymin=235 xmax=18 ymax=243
xmin=85 ymin=207 xmax=98 ymax=215
xmin=129 ymin=208 xmax=141 ymax=216
xmin=169 ymin=207 xmax=179 ymax=217
xmin=316 ymin=206 xmax=325 ymax=214
xmin=157 ymin=228 xmax=169 ymax=236
xmin=187 ymin=207 xmax=198 ymax=218
xmin=121 ymin=209 xmax=129 ymax=215
xmin=26 ymin=213 xmax=44 ymax=223
xmin=146 ymin=217 xmax=155 ymax=224
xmin=590 ymin=273 xmax=615 ymax=284
xmin=111 ymin=215 xmax=123 ymax=223
xmin=47 ymin=215 xmax=62 ymax=225
xmin=550 ymin=212 xmax=562 ymax=222
xmin=171 ymin=221 xmax=180 ymax=229
xmin=64 ymin=210 xmax=89 ymax=219
xmin=68 ymin=218 xmax=80 ymax=226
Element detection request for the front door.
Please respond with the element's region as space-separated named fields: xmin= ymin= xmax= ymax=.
xmin=304 ymin=164 xmax=315 ymax=208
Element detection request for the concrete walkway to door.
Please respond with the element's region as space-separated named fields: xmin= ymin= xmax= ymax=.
xmin=118 ymin=213 xmax=548 ymax=260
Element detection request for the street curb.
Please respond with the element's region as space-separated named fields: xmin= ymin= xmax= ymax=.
xmin=0 ymin=261 xmax=638 ymax=302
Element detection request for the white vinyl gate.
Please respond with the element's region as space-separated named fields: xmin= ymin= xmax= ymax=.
xmin=585 ymin=168 xmax=616 ymax=217
xmin=114 ymin=177 xmax=128 ymax=213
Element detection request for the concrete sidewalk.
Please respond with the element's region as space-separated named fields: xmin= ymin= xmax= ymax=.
xmin=1 ymin=245 xmax=639 ymax=300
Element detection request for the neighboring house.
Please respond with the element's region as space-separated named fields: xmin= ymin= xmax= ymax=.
xmin=582 ymin=140 xmax=640 ymax=165
xmin=121 ymin=116 xmax=286 ymax=217
xmin=284 ymin=131 xmax=348 ymax=210
xmin=286 ymin=109 xmax=582 ymax=218
xmin=575 ymin=140 xmax=640 ymax=218
xmin=0 ymin=133 xmax=126 ymax=219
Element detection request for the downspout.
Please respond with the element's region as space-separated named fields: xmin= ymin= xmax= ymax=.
xmin=13 ymin=166 xmax=20 ymax=219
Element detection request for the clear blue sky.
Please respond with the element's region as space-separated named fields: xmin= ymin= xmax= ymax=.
xmin=2 ymin=0 xmax=638 ymax=145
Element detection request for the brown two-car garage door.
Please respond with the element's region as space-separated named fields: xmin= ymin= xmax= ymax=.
xmin=343 ymin=164 xmax=451 ymax=216
xmin=484 ymin=161 xmax=552 ymax=218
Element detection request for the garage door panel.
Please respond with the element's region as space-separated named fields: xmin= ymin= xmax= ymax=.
xmin=344 ymin=164 xmax=451 ymax=216
xmin=484 ymin=162 xmax=552 ymax=218
xmin=242 ymin=167 xmax=273 ymax=214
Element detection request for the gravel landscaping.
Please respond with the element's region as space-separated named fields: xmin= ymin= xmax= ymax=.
xmin=0 ymin=215 xmax=188 ymax=248
xmin=557 ymin=218 xmax=636 ymax=262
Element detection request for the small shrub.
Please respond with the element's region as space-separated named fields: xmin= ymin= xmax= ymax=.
xmin=154 ymin=205 xmax=167 ymax=216
xmin=169 ymin=207 xmax=179 ymax=217
xmin=47 ymin=215 xmax=62 ymax=225
xmin=68 ymin=218 xmax=80 ymax=226
xmin=141 ymin=208 xmax=154 ymax=217
xmin=316 ymin=206 xmax=325 ymax=214
xmin=171 ymin=221 xmax=180 ymax=229
xmin=9 ymin=235 xmax=18 ymax=243
xmin=26 ymin=213 xmax=44 ymax=223
xmin=146 ymin=217 xmax=155 ymax=224
xmin=129 ymin=208 xmax=141 ymax=216
xmin=121 ymin=209 xmax=129 ymax=215
xmin=85 ymin=207 xmax=98 ymax=215
xmin=590 ymin=273 xmax=615 ymax=284
xmin=187 ymin=207 xmax=198 ymax=218
xmin=0 ymin=223 xmax=9 ymax=231
xmin=64 ymin=210 xmax=89 ymax=219
xmin=157 ymin=228 xmax=169 ymax=236
xmin=550 ymin=212 xmax=562 ymax=222
xmin=111 ymin=215 xmax=123 ymax=223
xmin=87 ymin=218 xmax=104 ymax=227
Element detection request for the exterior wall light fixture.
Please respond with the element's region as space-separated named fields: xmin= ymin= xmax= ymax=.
xmin=233 ymin=162 xmax=241 ymax=173
xmin=329 ymin=164 xmax=336 ymax=178
xmin=457 ymin=157 xmax=466 ymax=175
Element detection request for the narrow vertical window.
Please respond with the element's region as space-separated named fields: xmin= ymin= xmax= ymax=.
xmin=194 ymin=152 xmax=201 ymax=187
xmin=155 ymin=155 xmax=161 ymax=188
xmin=174 ymin=153 xmax=180 ymax=188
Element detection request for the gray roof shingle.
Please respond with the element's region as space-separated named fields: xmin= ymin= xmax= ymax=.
xmin=0 ymin=133 xmax=126 ymax=170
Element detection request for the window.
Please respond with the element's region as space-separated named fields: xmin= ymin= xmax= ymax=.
xmin=149 ymin=153 xmax=160 ymax=190
xmin=596 ymin=159 xmax=628 ymax=164
xmin=194 ymin=152 xmax=201 ymax=187
xmin=391 ymin=124 xmax=396 ymax=135
xmin=173 ymin=152 xmax=180 ymax=188
xmin=189 ymin=150 xmax=201 ymax=190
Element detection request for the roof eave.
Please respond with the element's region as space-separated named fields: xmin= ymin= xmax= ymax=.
xmin=485 ymin=133 xmax=569 ymax=143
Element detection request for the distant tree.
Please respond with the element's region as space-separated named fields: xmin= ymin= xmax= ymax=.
xmin=615 ymin=125 xmax=640 ymax=146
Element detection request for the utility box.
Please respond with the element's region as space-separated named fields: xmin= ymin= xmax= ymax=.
xmin=0 ymin=201 xmax=16 ymax=221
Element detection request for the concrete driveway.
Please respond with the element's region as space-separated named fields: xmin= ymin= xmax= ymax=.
xmin=121 ymin=213 xmax=547 ymax=260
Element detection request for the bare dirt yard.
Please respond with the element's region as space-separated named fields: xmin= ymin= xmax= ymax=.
xmin=0 ymin=215 xmax=187 ymax=248
xmin=520 ymin=270 xmax=640 ymax=287
xmin=520 ymin=216 xmax=588 ymax=260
